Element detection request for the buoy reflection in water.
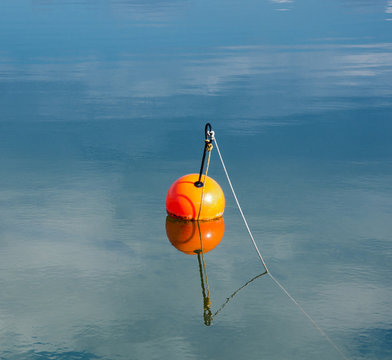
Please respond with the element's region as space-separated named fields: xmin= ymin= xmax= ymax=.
xmin=165 ymin=216 xmax=224 ymax=255
xmin=165 ymin=216 xmax=225 ymax=326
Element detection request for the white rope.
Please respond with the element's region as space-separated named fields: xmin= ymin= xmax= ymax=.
xmin=212 ymin=134 xmax=349 ymax=360
xmin=213 ymin=136 xmax=269 ymax=273
xmin=268 ymin=273 xmax=349 ymax=360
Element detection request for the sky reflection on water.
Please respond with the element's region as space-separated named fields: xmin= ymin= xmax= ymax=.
xmin=0 ymin=0 xmax=392 ymax=359
xmin=1 ymin=42 xmax=391 ymax=121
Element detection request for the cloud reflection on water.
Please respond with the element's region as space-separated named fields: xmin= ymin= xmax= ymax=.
xmin=270 ymin=0 xmax=294 ymax=12
xmin=1 ymin=1 xmax=391 ymax=359
xmin=0 ymin=42 xmax=391 ymax=121
xmin=32 ymin=0 xmax=191 ymax=26
xmin=386 ymin=0 xmax=392 ymax=20
xmin=108 ymin=0 xmax=191 ymax=23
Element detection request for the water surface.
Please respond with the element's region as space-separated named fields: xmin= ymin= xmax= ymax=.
xmin=0 ymin=1 xmax=392 ymax=359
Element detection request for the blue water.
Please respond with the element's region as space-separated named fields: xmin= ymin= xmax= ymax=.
xmin=1 ymin=1 xmax=392 ymax=359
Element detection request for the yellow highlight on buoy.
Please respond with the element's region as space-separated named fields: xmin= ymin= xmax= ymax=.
xmin=166 ymin=173 xmax=225 ymax=221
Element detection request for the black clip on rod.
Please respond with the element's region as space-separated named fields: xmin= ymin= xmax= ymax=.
xmin=194 ymin=123 xmax=213 ymax=188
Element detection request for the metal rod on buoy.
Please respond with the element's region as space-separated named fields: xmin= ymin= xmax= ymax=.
xmin=194 ymin=123 xmax=213 ymax=188
xmin=165 ymin=123 xmax=224 ymax=221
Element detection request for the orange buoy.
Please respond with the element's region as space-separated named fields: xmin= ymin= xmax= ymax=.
xmin=166 ymin=173 xmax=225 ymax=220
xmin=166 ymin=216 xmax=225 ymax=255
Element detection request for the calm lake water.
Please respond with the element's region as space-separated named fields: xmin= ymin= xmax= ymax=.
xmin=1 ymin=1 xmax=392 ymax=359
